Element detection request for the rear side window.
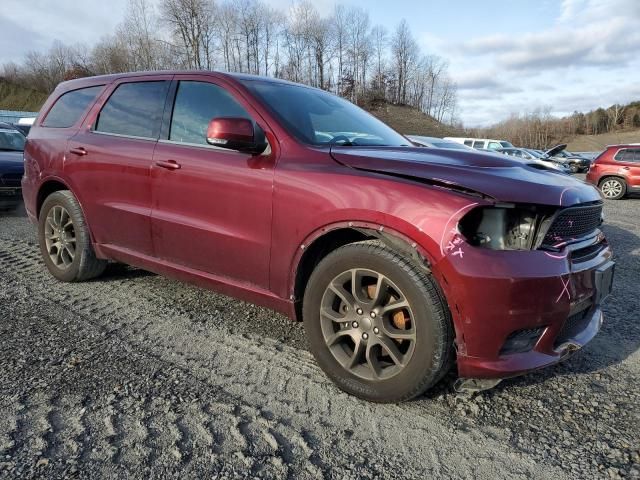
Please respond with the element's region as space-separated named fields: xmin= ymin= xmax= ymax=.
xmin=169 ymin=81 xmax=250 ymax=145
xmin=614 ymin=148 xmax=640 ymax=162
xmin=42 ymin=86 xmax=103 ymax=128
xmin=463 ymin=140 xmax=473 ymax=146
xmin=473 ymin=140 xmax=485 ymax=149
xmin=95 ymin=81 xmax=170 ymax=139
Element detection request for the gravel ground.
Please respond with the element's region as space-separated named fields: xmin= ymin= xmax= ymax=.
xmin=0 ymin=192 xmax=638 ymax=479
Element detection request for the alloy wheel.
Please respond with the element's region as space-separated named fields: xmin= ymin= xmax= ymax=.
xmin=319 ymin=268 xmax=416 ymax=381
xmin=600 ymin=179 xmax=623 ymax=199
xmin=44 ymin=205 xmax=76 ymax=269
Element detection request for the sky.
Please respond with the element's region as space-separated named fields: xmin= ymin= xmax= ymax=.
xmin=1 ymin=0 xmax=639 ymax=127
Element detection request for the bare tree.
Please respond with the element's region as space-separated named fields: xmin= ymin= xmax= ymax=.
xmin=391 ymin=19 xmax=418 ymax=105
xmin=160 ymin=0 xmax=215 ymax=69
xmin=370 ymin=25 xmax=387 ymax=95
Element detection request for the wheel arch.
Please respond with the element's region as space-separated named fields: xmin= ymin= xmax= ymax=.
xmin=291 ymin=222 xmax=435 ymax=322
xmin=36 ymin=178 xmax=72 ymax=218
xmin=35 ymin=178 xmax=98 ymax=246
xmin=598 ymin=174 xmax=627 ymax=186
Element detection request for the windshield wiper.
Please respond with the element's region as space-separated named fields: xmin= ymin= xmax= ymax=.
xmin=0 ymin=148 xmax=23 ymax=152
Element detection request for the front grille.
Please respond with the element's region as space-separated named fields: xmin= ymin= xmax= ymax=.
xmin=0 ymin=173 xmax=22 ymax=188
xmin=554 ymin=310 xmax=590 ymax=348
xmin=542 ymin=204 xmax=602 ymax=247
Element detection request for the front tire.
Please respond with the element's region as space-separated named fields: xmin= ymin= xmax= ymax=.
xmin=303 ymin=241 xmax=453 ymax=402
xmin=38 ymin=190 xmax=107 ymax=282
xmin=599 ymin=177 xmax=626 ymax=200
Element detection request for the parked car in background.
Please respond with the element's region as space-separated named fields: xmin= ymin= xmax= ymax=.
xmin=547 ymin=148 xmax=591 ymax=173
xmin=23 ymin=71 xmax=613 ymax=402
xmin=586 ymin=144 xmax=640 ymax=199
xmin=574 ymin=151 xmax=601 ymax=160
xmin=407 ymin=135 xmax=474 ymax=150
xmin=496 ymin=147 xmax=571 ymax=173
xmin=444 ymin=137 xmax=514 ymax=150
xmin=0 ymin=122 xmax=26 ymax=211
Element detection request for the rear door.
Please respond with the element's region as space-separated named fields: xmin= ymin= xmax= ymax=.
xmin=66 ymin=76 xmax=171 ymax=256
xmin=150 ymin=76 xmax=276 ymax=288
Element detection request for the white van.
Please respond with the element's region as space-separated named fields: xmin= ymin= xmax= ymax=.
xmin=444 ymin=137 xmax=514 ymax=150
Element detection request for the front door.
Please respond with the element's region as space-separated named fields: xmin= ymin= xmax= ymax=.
xmin=150 ymin=78 xmax=275 ymax=288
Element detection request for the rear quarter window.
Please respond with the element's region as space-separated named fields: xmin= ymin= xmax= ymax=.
xmin=42 ymin=86 xmax=103 ymax=128
xmin=614 ymin=148 xmax=640 ymax=162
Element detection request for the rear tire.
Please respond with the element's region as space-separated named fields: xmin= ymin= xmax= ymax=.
xmin=38 ymin=190 xmax=107 ymax=282
xmin=599 ymin=177 xmax=626 ymax=200
xmin=302 ymin=241 xmax=453 ymax=403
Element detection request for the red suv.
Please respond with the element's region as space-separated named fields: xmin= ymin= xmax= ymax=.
xmin=586 ymin=144 xmax=640 ymax=199
xmin=22 ymin=72 xmax=615 ymax=402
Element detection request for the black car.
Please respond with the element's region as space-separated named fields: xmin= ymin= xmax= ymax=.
xmin=0 ymin=123 xmax=26 ymax=211
xmin=495 ymin=146 xmax=572 ymax=173
xmin=549 ymin=149 xmax=591 ymax=173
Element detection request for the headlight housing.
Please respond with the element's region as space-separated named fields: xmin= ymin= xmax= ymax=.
xmin=459 ymin=204 xmax=554 ymax=250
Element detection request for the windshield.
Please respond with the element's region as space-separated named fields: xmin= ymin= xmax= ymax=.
xmin=500 ymin=141 xmax=514 ymax=148
xmin=432 ymin=141 xmax=469 ymax=150
xmin=0 ymin=129 xmax=26 ymax=151
xmin=242 ymin=80 xmax=410 ymax=147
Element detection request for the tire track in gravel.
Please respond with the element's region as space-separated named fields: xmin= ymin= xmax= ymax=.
xmin=0 ymin=238 xmax=570 ymax=479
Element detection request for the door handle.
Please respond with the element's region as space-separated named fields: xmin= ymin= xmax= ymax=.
xmin=69 ymin=147 xmax=87 ymax=156
xmin=155 ymin=159 xmax=181 ymax=170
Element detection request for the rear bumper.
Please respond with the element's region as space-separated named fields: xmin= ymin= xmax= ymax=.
xmin=436 ymin=234 xmax=613 ymax=380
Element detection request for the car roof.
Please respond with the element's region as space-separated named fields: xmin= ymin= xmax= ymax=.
xmin=606 ymin=143 xmax=640 ymax=148
xmin=56 ymin=70 xmax=306 ymax=92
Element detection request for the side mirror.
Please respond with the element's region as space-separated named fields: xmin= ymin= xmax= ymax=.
xmin=206 ymin=117 xmax=267 ymax=154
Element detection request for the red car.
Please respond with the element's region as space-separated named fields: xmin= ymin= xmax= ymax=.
xmin=22 ymin=72 xmax=615 ymax=402
xmin=586 ymin=144 xmax=640 ymax=199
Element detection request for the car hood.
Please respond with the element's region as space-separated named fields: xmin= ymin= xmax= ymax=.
xmin=544 ymin=144 xmax=567 ymax=157
xmin=0 ymin=150 xmax=24 ymax=171
xmin=330 ymin=146 xmax=601 ymax=207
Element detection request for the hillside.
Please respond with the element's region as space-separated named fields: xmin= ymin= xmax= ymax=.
xmin=0 ymin=79 xmax=48 ymax=111
xmin=564 ymin=130 xmax=640 ymax=151
xmin=367 ymin=103 xmax=462 ymax=137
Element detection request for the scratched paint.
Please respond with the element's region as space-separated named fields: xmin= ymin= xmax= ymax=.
xmin=556 ymin=276 xmax=571 ymax=303
xmin=439 ymin=203 xmax=478 ymax=256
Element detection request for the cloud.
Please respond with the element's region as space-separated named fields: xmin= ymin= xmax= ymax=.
xmin=458 ymin=3 xmax=640 ymax=72
xmin=0 ymin=14 xmax=47 ymax=62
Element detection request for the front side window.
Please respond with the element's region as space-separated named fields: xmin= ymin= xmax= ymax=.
xmin=241 ymin=80 xmax=410 ymax=147
xmin=169 ymin=81 xmax=251 ymax=145
xmin=42 ymin=86 xmax=103 ymax=128
xmin=95 ymin=81 xmax=169 ymax=139
xmin=488 ymin=142 xmax=501 ymax=150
